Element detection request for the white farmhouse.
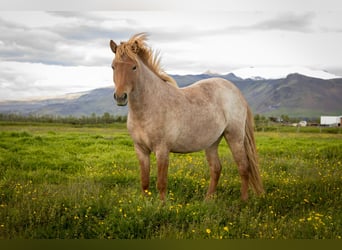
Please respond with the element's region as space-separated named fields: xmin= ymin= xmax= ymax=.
xmin=320 ymin=116 xmax=342 ymax=127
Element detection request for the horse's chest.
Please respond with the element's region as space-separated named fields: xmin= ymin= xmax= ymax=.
xmin=128 ymin=122 xmax=159 ymax=150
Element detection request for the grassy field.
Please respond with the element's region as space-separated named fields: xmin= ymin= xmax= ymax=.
xmin=0 ymin=122 xmax=341 ymax=239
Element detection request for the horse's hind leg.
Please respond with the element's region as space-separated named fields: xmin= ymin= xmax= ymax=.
xmin=205 ymin=138 xmax=222 ymax=199
xmin=224 ymin=131 xmax=249 ymax=201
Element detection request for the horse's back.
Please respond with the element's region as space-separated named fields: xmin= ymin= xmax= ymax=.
xmin=183 ymin=77 xmax=249 ymax=133
xmin=183 ymin=77 xmax=245 ymax=101
xmin=184 ymin=77 xmax=236 ymax=90
xmin=182 ymin=77 xmax=247 ymax=108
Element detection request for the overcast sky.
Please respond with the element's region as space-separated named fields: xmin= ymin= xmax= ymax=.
xmin=0 ymin=0 xmax=342 ymax=100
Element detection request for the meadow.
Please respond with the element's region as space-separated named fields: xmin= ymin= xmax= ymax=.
xmin=0 ymin=122 xmax=341 ymax=239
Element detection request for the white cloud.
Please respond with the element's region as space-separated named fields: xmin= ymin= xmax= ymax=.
xmin=1 ymin=0 xmax=342 ymax=11
xmin=0 ymin=10 xmax=342 ymax=100
xmin=0 ymin=61 xmax=112 ymax=100
xmin=231 ymin=66 xmax=340 ymax=80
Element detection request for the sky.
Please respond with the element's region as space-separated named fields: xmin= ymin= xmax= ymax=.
xmin=0 ymin=0 xmax=342 ymax=100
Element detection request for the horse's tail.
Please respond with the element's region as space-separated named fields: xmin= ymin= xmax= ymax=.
xmin=244 ymin=107 xmax=264 ymax=195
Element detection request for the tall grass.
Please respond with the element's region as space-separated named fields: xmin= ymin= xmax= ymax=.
xmin=0 ymin=124 xmax=341 ymax=239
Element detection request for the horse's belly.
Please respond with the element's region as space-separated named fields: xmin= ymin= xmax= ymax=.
xmin=168 ymin=112 xmax=226 ymax=153
xmin=170 ymin=140 xmax=217 ymax=153
xmin=170 ymin=128 xmax=224 ymax=153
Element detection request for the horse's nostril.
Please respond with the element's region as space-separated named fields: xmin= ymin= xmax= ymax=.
xmin=114 ymin=92 xmax=128 ymax=105
xmin=114 ymin=93 xmax=127 ymax=99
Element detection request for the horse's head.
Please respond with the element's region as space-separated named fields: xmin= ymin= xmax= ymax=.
xmin=110 ymin=33 xmax=177 ymax=106
xmin=110 ymin=38 xmax=141 ymax=106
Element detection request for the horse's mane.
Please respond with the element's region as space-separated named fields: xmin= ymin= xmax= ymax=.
xmin=116 ymin=33 xmax=178 ymax=87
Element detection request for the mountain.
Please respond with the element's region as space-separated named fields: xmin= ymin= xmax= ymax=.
xmin=0 ymin=73 xmax=341 ymax=118
xmin=0 ymin=87 xmax=128 ymax=118
xmin=229 ymin=66 xmax=340 ymax=80
xmin=235 ymin=73 xmax=342 ymax=116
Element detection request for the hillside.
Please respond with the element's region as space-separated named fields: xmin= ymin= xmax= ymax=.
xmin=173 ymin=73 xmax=342 ymax=117
xmin=241 ymin=74 xmax=342 ymax=116
xmin=0 ymin=73 xmax=341 ymax=118
xmin=0 ymin=87 xmax=128 ymax=118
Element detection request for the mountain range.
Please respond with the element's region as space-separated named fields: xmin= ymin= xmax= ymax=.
xmin=1 ymin=72 xmax=341 ymax=118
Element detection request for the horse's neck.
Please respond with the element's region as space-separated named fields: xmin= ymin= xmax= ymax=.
xmin=128 ymin=63 xmax=173 ymax=114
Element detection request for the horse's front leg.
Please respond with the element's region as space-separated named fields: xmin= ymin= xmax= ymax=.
xmin=156 ymin=148 xmax=169 ymax=201
xmin=134 ymin=144 xmax=151 ymax=196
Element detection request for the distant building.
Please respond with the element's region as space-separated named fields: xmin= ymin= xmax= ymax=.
xmin=292 ymin=121 xmax=308 ymax=127
xmin=298 ymin=121 xmax=307 ymax=127
xmin=320 ymin=116 xmax=342 ymax=127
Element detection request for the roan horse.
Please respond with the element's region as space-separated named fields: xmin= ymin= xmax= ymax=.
xmin=109 ymin=33 xmax=264 ymax=201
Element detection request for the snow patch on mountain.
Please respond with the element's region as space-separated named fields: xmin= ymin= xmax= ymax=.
xmin=228 ymin=66 xmax=340 ymax=80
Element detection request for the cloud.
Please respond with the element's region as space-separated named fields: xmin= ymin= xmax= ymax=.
xmin=1 ymin=10 xmax=342 ymax=100
xmin=144 ymin=12 xmax=318 ymax=47
xmin=0 ymin=12 xmax=149 ymax=67
xmin=0 ymin=12 xmax=179 ymax=68
xmin=2 ymin=0 xmax=342 ymax=11
xmin=251 ymin=12 xmax=316 ymax=32
xmin=211 ymin=12 xmax=316 ymax=35
xmin=0 ymin=11 xmax=330 ymax=68
xmin=0 ymin=16 xmax=68 ymax=65
xmin=0 ymin=61 xmax=112 ymax=100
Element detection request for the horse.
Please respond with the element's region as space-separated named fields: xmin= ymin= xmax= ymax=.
xmin=109 ymin=33 xmax=264 ymax=201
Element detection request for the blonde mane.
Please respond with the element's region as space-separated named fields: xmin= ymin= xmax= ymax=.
xmin=115 ymin=33 xmax=178 ymax=87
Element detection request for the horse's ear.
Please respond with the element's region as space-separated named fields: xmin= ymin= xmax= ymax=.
xmin=110 ymin=40 xmax=117 ymax=54
xmin=131 ymin=40 xmax=139 ymax=54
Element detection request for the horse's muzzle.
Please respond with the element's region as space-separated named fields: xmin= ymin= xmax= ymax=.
xmin=113 ymin=92 xmax=128 ymax=106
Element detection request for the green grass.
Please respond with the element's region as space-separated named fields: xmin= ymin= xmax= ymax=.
xmin=0 ymin=123 xmax=341 ymax=239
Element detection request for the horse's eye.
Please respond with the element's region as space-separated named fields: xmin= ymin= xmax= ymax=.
xmin=111 ymin=65 xmax=115 ymax=70
xmin=132 ymin=65 xmax=137 ymax=71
